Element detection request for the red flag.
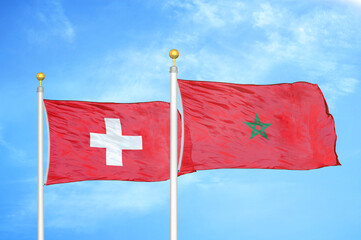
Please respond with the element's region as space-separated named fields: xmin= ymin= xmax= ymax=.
xmin=178 ymin=79 xmax=340 ymax=170
xmin=44 ymin=100 xmax=195 ymax=185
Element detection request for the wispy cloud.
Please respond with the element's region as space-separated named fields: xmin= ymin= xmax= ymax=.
xmin=165 ymin=0 xmax=246 ymax=28
xmin=338 ymin=78 xmax=358 ymax=93
xmin=178 ymin=170 xmax=295 ymax=224
xmin=319 ymin=77 xmax=358 ymax=107
xmin=28 ymin=0 xmax=75 ymax=43
xmin=0 ymin=127 xmax=26 ymax=161
xmin=94 ymin=48 xmax=172 ymax=103
xmin=44 ymin=181 xmax=168 ymax=229
xmin=51 ymin=0 xmax=359 ymax=108
xmin=224 ymin=2 xmax=360 ymax=102
xmin=5 ymin=181 xmax=169 ymax=231
xmin=253 ymin=2 xmax=285 ymax=28
xmin=332 ymin=0 xmax=361 ymax=8
xmin=162 ymin=0 xmax=361 ymax=94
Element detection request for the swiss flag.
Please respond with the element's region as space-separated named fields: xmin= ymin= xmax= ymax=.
xmin=44 ymin=100 xmax=195 ymax=185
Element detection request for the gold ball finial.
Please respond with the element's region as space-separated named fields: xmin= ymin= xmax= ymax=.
xmin=169 ymin=49 xmax=179 ymax=59
xmin=169 ymin=49 xmax=179 ymax=66
xmin=37 ymin=72 xmax=45 ymax=81
xmin=37 ymin=72 xmax=45 ymax=86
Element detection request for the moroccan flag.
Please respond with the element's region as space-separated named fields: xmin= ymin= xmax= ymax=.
xmin=44 ymin=100 xmax=195 ymax=185
xmin=178 ymin=79 xmax=340 ymax=170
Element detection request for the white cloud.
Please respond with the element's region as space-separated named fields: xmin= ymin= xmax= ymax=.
xmin=292 ymin=26 xmax=316 ymax=45
xmin=29 ymin=0 xmax=75 ymax=43
xmin=165 ymin=0 xmax=246 ymax=28
xmin=338 ymin=78 xmax=358 ymax=93
xmin=333 ymin=0 xmax=361 ymax=7
xmin=179 ymin=170 xmax=295 ymax=224
xmin=0 ymin=127 xmax=26 ymax=161
xmin=165 ymin=1 xmax=361 ymax=107
xmin=44 ymin=181 xmax=168 ymax=229
xmin=90 ymin=47 xmax=171 ymax=103
xmin=248 ymin=3 xmax=361 ymax=106
xmin=67 ymin=0 xmax=359 ymax=107
xmin=253 ymin=2 xmax=284 ymax=28
xmin=44 ymin=45 xmax=174 ymax=104
xmin=5 ymin=181 xmax=169 ymax=231
xmin=320 ymin=77 xmax=359 ymax=108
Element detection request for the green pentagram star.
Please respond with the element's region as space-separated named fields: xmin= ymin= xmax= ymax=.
xmin=244 ymin=114 xmax=272 ymax=140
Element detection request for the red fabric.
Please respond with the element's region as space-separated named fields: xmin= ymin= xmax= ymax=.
xmin=44 ymin=100 xmax=195 ymax=185
xmin=178 ymin=79 xmax=340 ymax=170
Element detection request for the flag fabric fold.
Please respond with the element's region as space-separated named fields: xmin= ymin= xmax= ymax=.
xmin=44 ymin=100 xmax=195 ymax=185
xmin=178 ymin=79 xmax=340 ymax=171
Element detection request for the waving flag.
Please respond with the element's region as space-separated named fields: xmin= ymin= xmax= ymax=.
xmin=44 ymin=100 xmax=195 ymax=185
xmin=178 ymin=79 xmax=340 ymax=171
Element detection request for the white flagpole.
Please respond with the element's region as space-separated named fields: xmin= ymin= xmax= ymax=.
xmin=37 ymin=72 xmax=45 ymax=240
xmin=169 ymin=49 xmax=179 ymax=240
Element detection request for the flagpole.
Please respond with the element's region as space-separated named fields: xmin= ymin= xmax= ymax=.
xmin=37 ymin=72 xmax=45 ymax=240
xmin=169 ymin=49 xmax=179 ymax=240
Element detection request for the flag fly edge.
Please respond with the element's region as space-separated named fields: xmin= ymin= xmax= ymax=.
xmin=314 ymin=83 xmax=340 ymax=166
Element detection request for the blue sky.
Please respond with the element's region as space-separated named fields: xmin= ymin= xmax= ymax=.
xmin=1 ymin=0 xmax=361 ymax=239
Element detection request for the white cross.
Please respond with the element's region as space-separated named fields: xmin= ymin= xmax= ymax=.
xmin=90 ymin=118 xmax=143 ymax=166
